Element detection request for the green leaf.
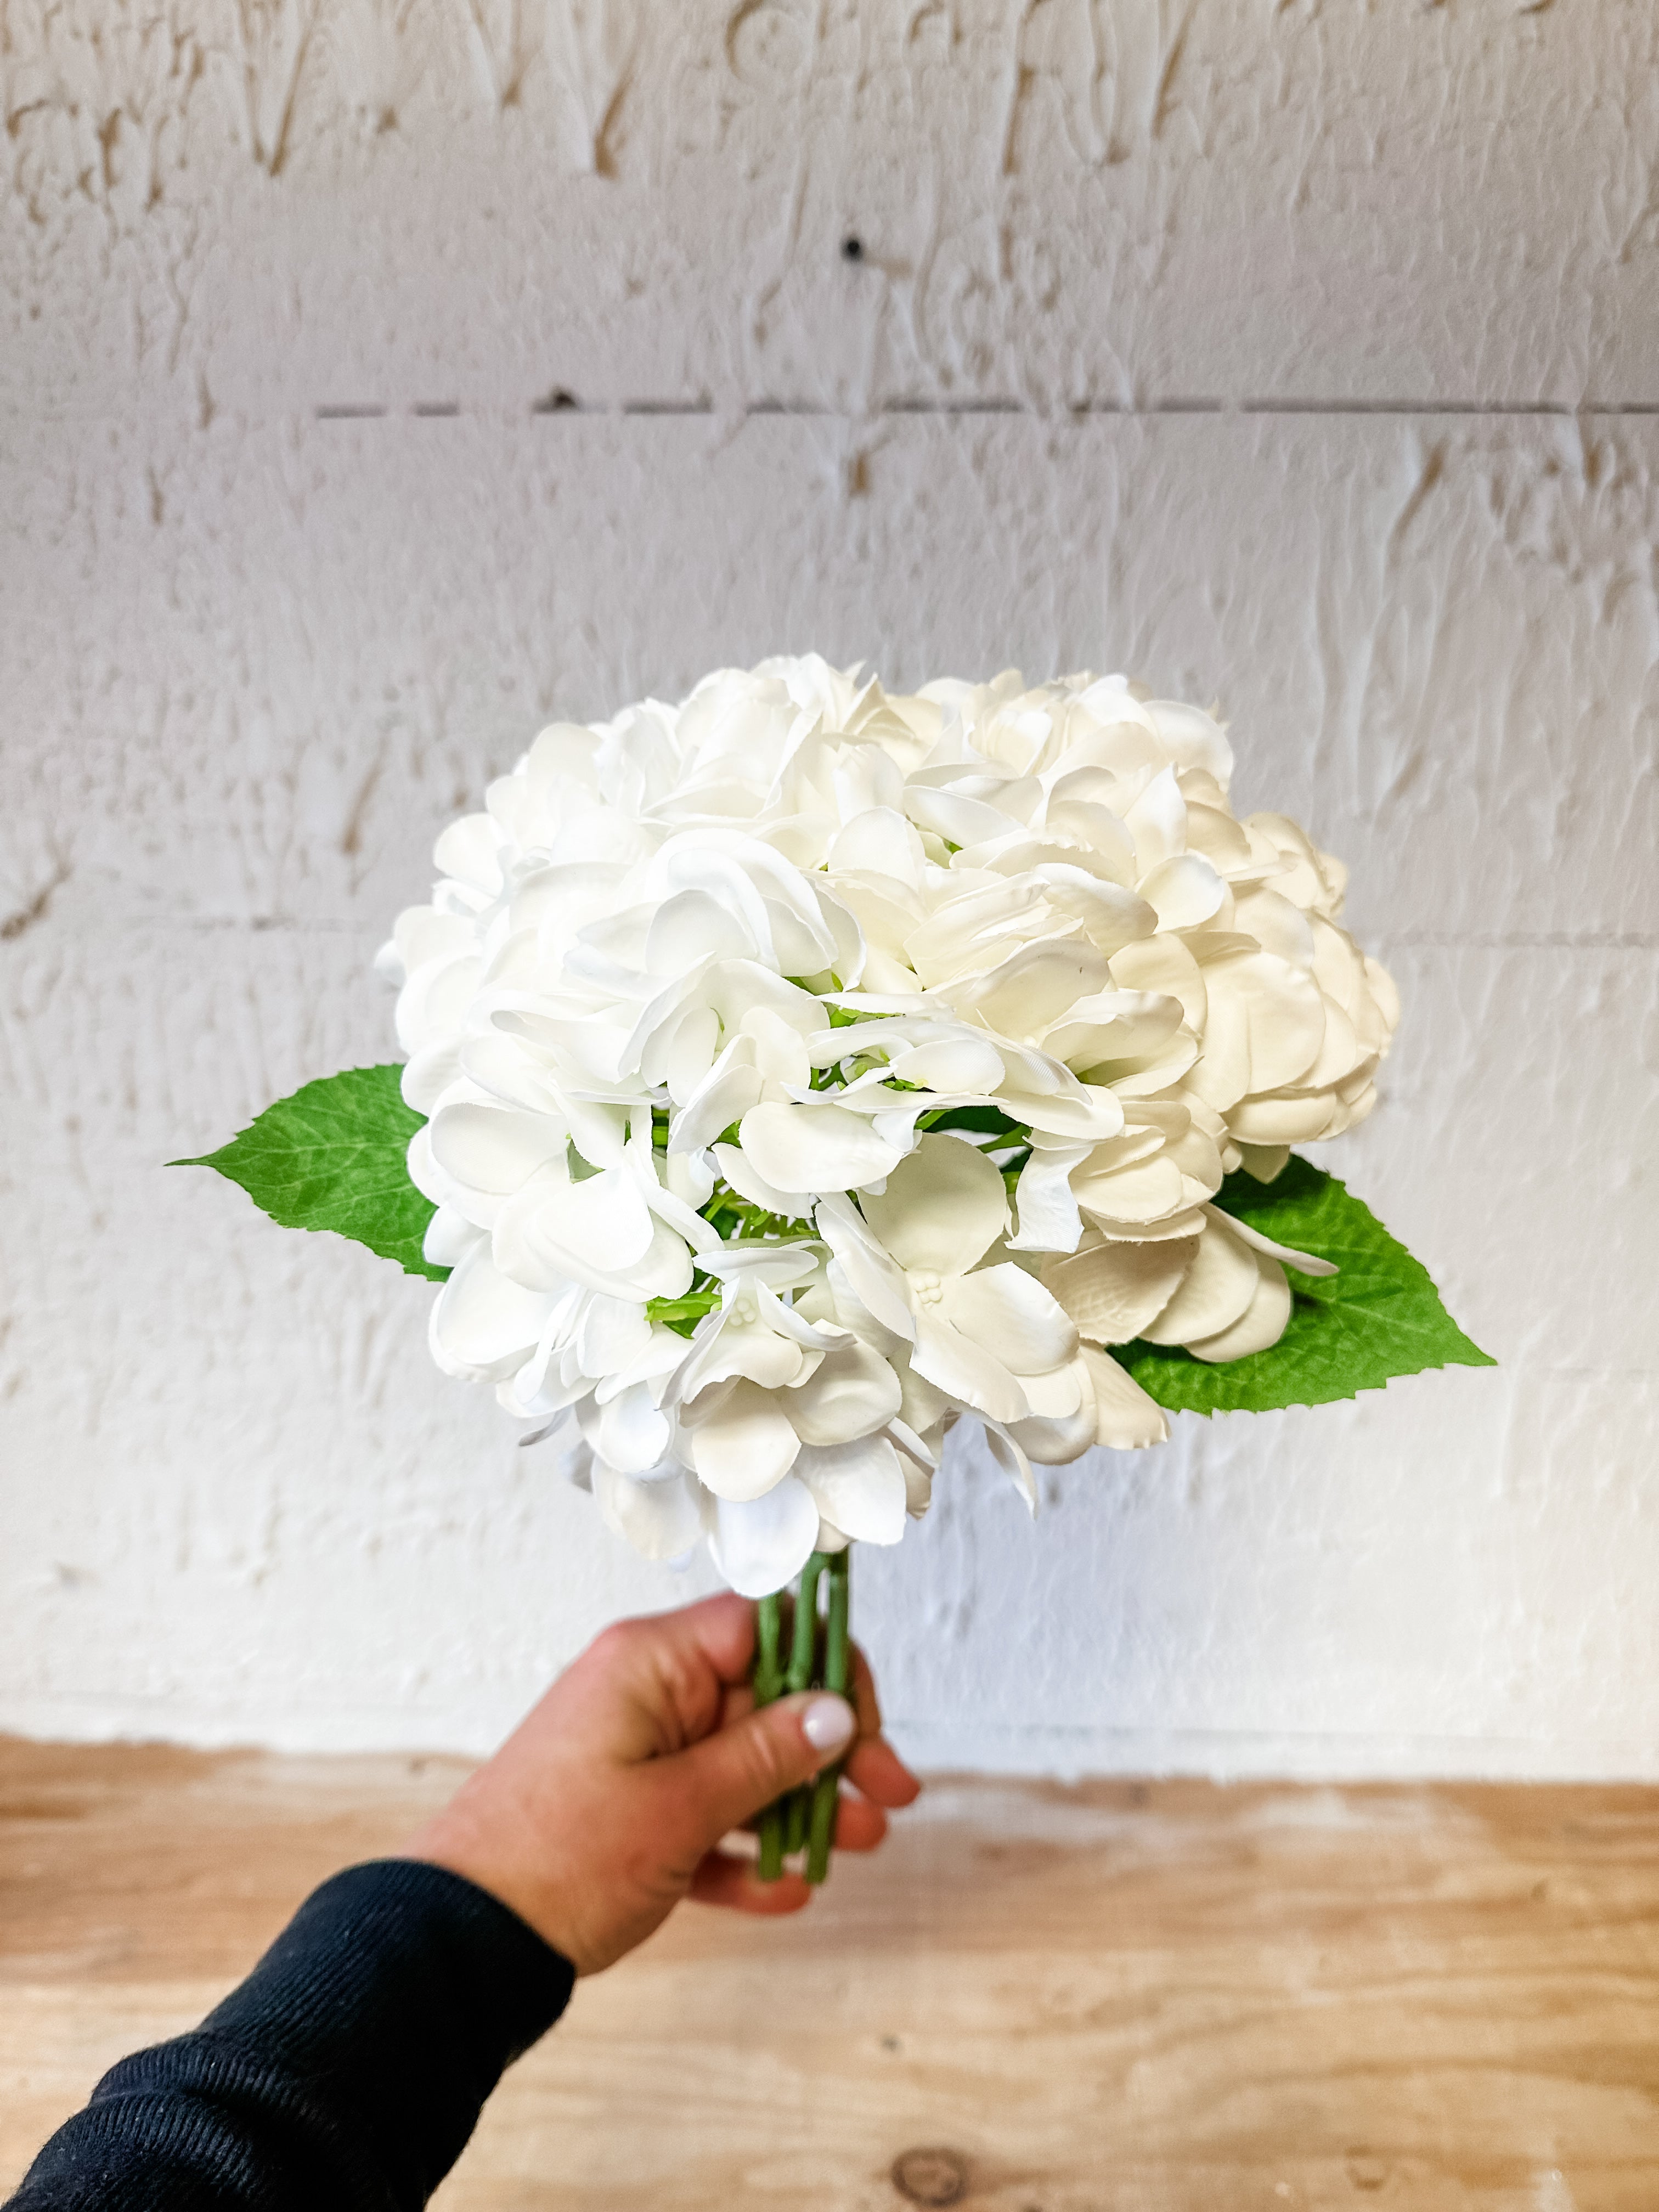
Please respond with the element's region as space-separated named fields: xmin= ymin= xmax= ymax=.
xmin=1115 ymin=1155 xmax=1494 ymax=1416
xmin=918 ymin=1104 xmax=1027 ymax=1139
xmin=647 ymin=1289 xmax=722 ymax=1338
xmin=172 ymin=1064 xmax=447 ymax=1282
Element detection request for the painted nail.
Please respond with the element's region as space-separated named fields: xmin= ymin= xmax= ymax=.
xmin=801 ymin=1695 xmax=856 ymax=1754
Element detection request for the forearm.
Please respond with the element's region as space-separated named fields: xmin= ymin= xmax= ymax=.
xmin=6 ymin=1860 xmax=574 ymax=2211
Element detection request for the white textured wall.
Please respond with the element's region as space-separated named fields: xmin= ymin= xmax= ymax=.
xmin=4 ymin=1 xmax=1657 ymax=1777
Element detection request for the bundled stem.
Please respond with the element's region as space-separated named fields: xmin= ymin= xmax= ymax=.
xmin=782 ymin=1550 xmax=824 ymax=1855
xmin=806 ymin=1548 xmax=851 ymax=1884
xmin=752 ymin=1592 xmax=785 ymax=1881
xmin=751 ymin=1547 xmax=851 ymax=1886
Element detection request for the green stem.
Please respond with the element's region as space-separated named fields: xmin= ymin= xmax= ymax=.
xmin=752 ymin=1592 xmax=785 ymax=1881
xmin=781 ymin=1554 xmax=828 ymax=1858
xmin=757 ymin=1808 xmax=785 ymax=1881
xmin=786 ymin=1554 xmax=827 ymax=1694
xmin=783 ymin=1784 xmax=809 ymax=1856
xmin=805 ymin=1548 xmax=851 ymax=1884
xmin=754 ymin=1590 xmax=783 ymax=1702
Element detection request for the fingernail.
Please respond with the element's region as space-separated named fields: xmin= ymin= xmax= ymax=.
xmin=801 ymin=1695 xmax=856 ymax=1754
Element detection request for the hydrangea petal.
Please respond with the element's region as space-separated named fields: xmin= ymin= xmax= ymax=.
xmin=645 ymin=888 xmax=757 ymax=973
xmin=577 ymin=1294 xmax=654 ymax=1376
xmin=979 ymin=1418 xmax=1038 ymax=1513
xmin=859 ymin=1133 xmax=1008 ymax=1278
xmin=1143 ymin=699 xmax=1234 ymax=785
xmin=428 ymin=1104 xmax=568 ymax=1193
xmin=678 ymin=1310 xmax=817 ymax=1397
xmin=911 ymin=1310 xmax=1029 ymax=1423
xmin=794 ymin=1436 xmax=908 ymax=1545
xmin=786 ymin=1336 xmax=904 ymax=1445
xmin=684 ymin=1378 xmax=803 ymax=1500
xmin=1212 ymin=951 xmax=1327 ymax=1096
xmin=940 ymin=1263 xmax=1078 ymax=1375
xmin=1009 ymin=1362 xmax=1100 ymax=1463
xmin=493 ymin=1164 xmax=661 ymax=1293
xmin=1139 ymin=853 xmax=1227 ymax=932
xmin=581 ymin=1383 xmax=673 ymax=1475
xmin=1081 ymin=1346 xmax=1170 ymax=1447
xmin=670 ymin=1052 xmax=764 ymax=1157
xmin=430 ymin=1243 xmax=558 ymax=1381
xmin=705 ymin=1477 xmax=822 ymax=1598
xmin=592 ymin=1462 xmax=703 ymax=1561
xmin=1138 ymin=1214 xmax=1260 ymax=1346
xmin=816 ymin=1195 xmax=916 ymax=1340
xmin=950 ymin=939 xmax=1112 ymax=1041
xmin=885 ymin=1033 xmax=1007 ymax=1093
xmin=1237 ymin=1143 xmax=1291 ymax=1184
xmin=424 ymin=1205 xmax=483 ymax=1269
xmin=1226 ymin=1092 xmax=1345 ymax=1146
xmin=1210 ymin=1203 xmax=1338 ymax=1279
xmin=738 ymin=1101 xmax=907 ymax=1195
xmin=1186 ymin=1252 xmax=1293 ymax=1362
xmin=711 ymin=1141 xmax=808 ymax=1218
xmin=1074 ymin=1152 xmax=1188 ymax=1227
xmin=1042 ymin=1233 xmax=1200 ymax=1345
xmin=1009 ymin=1142 xmax=1090 ymax=1254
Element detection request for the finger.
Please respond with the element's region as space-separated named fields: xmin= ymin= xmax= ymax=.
xmin=669 ymin=1691 xmax=857 ymax=1843
xmin=578 ymin=1595 xmax=760 ymax=1760
xmin=831 ymin=1787 xmax=889 ymax=1853
xmin=719 ymin=1678 xmax=757 ymax=1730
xmin=847 ymin=1643 xmax=883 ymax=1738
xmin=638 ymin=1590 xmax=760 ymax=1690
xmin=845 ymin=1734 xmax=923 ymax=1809
xmin=689 ymin=1849 xmax=812 ymax=1915
xmin=733 ymin=1786 xmax=887 ymax=1848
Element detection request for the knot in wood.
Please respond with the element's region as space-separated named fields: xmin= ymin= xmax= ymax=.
xmin=1344 ymin=2148 xmax=1391 ymax=2191
xmin=891 ymin=2146 xmax=970 ymax=2205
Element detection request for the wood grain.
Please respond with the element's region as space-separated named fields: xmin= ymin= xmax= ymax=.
xmin=5 ymin=1740 xmax=1659 ymax=2209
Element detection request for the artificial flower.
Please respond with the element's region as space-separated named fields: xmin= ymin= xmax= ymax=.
xmin=374 ymin=658 xmax=1398 ymax=1594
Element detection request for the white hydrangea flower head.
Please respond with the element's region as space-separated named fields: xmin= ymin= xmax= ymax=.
xmin=376 ymin=658 xmax=1399 ymax=1596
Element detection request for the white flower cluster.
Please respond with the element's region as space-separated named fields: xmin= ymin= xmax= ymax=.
xmin=378 ymin=659 xmax=1399 ymax=1598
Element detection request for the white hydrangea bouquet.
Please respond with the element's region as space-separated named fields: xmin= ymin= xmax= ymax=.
xmin=183 ymin=658 xmax=1489 ymax=1881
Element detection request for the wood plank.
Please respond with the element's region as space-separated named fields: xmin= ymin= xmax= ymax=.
xmin=5 ymin=1740 xmax=1659 ymax=2208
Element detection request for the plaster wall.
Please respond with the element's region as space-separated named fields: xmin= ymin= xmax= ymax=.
xmin=3 ymin=1 xmax=1657 ymax=1776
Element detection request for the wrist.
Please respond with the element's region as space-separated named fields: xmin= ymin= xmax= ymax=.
xmin=403 ymin=1809 xmax=577 ymax=1968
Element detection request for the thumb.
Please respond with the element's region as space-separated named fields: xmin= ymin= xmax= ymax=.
xmin=673 ymin=1692 xmax=857 ymax=1844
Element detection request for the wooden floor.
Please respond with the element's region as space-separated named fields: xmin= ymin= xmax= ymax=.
xmin=3 ymin=1743 xmax=1658 ymax=2211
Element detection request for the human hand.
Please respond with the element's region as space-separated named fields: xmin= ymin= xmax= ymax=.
xmin=404 ymin=1591 xmax=921 ymax=1976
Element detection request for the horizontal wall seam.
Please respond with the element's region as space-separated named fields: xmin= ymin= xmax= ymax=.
xmin=309 ymin=398 xmax=1659 ymax=424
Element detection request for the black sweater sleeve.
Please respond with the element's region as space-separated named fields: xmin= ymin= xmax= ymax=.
xmin=5 ymin=1859 xmax=575 ymax=2211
